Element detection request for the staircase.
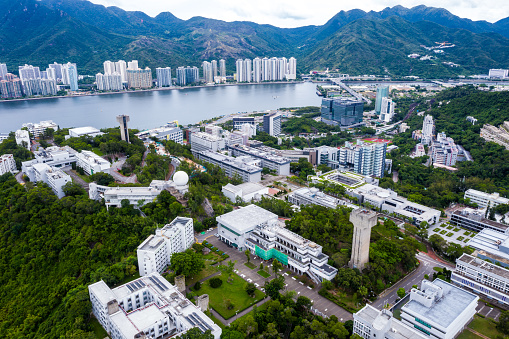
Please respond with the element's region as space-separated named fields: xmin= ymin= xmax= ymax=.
xmin=306 ymin=269 xmax=321 ymax=285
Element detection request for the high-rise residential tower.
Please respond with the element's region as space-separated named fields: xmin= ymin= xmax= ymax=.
xmin=236 ymin=59 xmax=244 ymax=82
xmin=349 ymin=209 xmax=378 ymax=270
xmin=103 ymin=60 xmax=116 ymax=75
xmin=115 ymin=60 xmax=127 ymax=82
xmin=0 ymin=63 xmax=7 ymax=79
xmin=62 ymin=63 xmax=79 ymax=91
xmin=126 ymin=68 xmax=152 ymax=88
xmin=176 ymin=67 xmax=186 ymax=86
xmin=18 ymin=65 xmax=41 ymax=81
xmin=127 ymin=60 xmax=138 ymax=70
xmin=156 ymin=67 xmax=172 ymax=87
xmin=262 ymin=57 xmax=270 ymax=81
xmin=219 ymin=59 xmax=226 ymax=77
xmin=287 ymin=57 xmax=297 ymax=80
xmin=380 ymin=97 xmax=395 ymax=122
xmin=202 ymin=61 xmax=213 ymax=83
xmin=253 ymin=57 xmax=262 ymax=82
xmin=116 ymin=115 xmax=130 ymax=143
xmin=375 ymin=86 xmax=389 ymax=115
xmin=243 ymin=59 xmax=252 ymax=83
xmin=211 ymin=60 xmax=218 ymax=78
xmin=48 ymin=62 xmax=63 ymax=81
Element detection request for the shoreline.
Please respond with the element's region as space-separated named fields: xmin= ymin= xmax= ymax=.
xmin=0 ymin=80 xmax=306 ymax=104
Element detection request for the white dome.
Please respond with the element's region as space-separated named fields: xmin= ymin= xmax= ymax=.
xmin=173 ymin=171 xmax=189 ymax=186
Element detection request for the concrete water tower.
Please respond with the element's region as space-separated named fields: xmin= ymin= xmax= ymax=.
xmin=349 ymin=209 xmax=378 ymax=271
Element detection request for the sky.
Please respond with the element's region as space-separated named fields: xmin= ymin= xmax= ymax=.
xmin=88 ymin=0 xmax=509 ymax=28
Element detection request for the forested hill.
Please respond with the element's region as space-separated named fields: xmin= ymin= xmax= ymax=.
xmin=1 ymin=0 xmax=509 ymax=76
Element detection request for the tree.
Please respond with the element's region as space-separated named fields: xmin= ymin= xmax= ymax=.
xmin=245 ymin=250 xmax=251 ymax=264
xmin=220 ymin=328 xmax=245 ymax=339
xmin=357 ymin=286 xmax=368 ymax=300
xmin=176 ymin=327 xmax=213 ymax=339
xmin=497 ymin=310 xmax=509 ymax=335
xmin=170 ymin=250 xmax=205 ymax=277
xmin=62 ymin=182 xmax=86 ymax=197
xmin=397 ymin=288 xmax=406 ymax=299
xmin=272 ymin=259 xmax=282 ymax=277
xmin=296 ymin=296 xmax=312 ymax=313
xmin=209 ymin=277 xmax=223 ymax=288
xmin=264 ymin=276 xmax=285 ymax=300
xmin=218 ymin=260 xmax=236 ymax=284
xmin=245 ymin=282 xmax=257 ymax=297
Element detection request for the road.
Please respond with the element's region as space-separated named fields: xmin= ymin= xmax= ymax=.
xmin=110 ymin=157 xmax=137 ymax=184
xmin=64 ymin=168 xmax=90 ymax=192
xmin=206 ymin=235 xmax=354 ymax=322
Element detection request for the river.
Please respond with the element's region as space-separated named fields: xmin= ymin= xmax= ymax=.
xmin=0 ymin=82 xmax=321 ymax=133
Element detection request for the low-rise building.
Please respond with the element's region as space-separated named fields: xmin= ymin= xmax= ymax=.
xmin=0 ymin=154 xmax=16 ymax=175
xmin=232 ymin=117 xmax=256 ymax=130
xmin=428 ymin=132 xmax=459 ymax=167
xmin=452 ymin=253 xmax=509 ymax=308
xmin=21 ymin=120 xmax=58 ymax=138
xmin=76 ymin=150 xmax=111 ymax=175
xmin=245 ymin=217 xmax=338 ymax=282
xmin=15 ymin=129 xmax=30 ymax=149
xmin=400 ymin=279 xmax=478 ymax=339
xmin=30 ymin=163 xmax=71 ymax=198
xmin=353 ymin=305 xmax=426 ymax=339
xmin=137 ymin=217 xmax=194 ymax=276
xmin=194 ymin=151 xmax=262 ymax=182
xmin=190 ymin=132 xmax=225 ymax=153
xmin=467 ymin=229 xmax=509 ymax=266
xmin=88 ymin=272 xmax=221 ymax=339
xmin=135 ymin=125 xmax=183 ymax=144
xmin=89 ymin=184 xmax=161 ymax=209
xmin=480 ymin=122 xmax=509 ymax=151
xmin=22 ymin=146 xmax=77 ymax=175
xmin=288 ymin=187 xmax=358 ymax=210
xmin=66 ymin=126 xmax=104 ymax=139
xmin=451 ymin=208 xmax=508 ymax=233
xmin=217 ymin=204 xmax=278 ymax=250
xmin=222 ymin=182 xmax=269 ymax=203
xmin=464 ymin=188 xmax=509 ymax=209
xmin=228 ymin=144 xmax=291 ymax=175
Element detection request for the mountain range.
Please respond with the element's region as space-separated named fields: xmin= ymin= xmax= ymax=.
xmin=1 ymin=0 xmax=509 ymax=77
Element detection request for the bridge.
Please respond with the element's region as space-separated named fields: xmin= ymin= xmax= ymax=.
xmin=329 ymin=78 xmax=372 ymax=105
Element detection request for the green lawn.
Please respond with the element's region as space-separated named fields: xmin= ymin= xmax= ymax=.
xmin=433 ymin=228 xmax=440 ymax=232
xmin=454 ymin=228 xmax=460 ymax=232
xmin=244 ymin=262 xmax=256 ymax=269
xmin=458 ymin=236 xmax=465 ymax=241
xmin=90 ymin=317 xmax=109 ymax=338
xmin=468 ymin=315 xmax=506 ymax=338
xmin=446 ymin=232 xmax=454 ymax=237
xmin=440 ymin=230 xmax=447 ymax=235
xmin=186 ymin=263 xmax=219 ymax=286
xmin=433 ymin=267 xmax=443 ymax=272
xmin=464 ymin=239 xmax=470 ymax=243
xmin=92 ymin=147 xmax=104 ymax=156
xmin=457 ymin=330 xmax=482 ymax=339
xmin=196 ymin=274 xmax=265 ymax=319
xmin=257 ymin=270 xmax=271 ymax=278
xmin=464 ymin=231 xmax=471 ymax=236
xmin=446 ymin=225 xmax=453 ymax=230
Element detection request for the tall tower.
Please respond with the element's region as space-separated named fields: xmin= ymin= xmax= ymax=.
xmin=375 ymin=86 xmax=389 ymax=115
xmin=349 ymin=209 xmax=378 ymax=270
xmin=116 ymin=115 xmax=130 ymax=143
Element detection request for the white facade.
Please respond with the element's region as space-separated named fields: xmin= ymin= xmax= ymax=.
xmin=337 ymin=140 xmax=387 ymax=178
xmin=95 ymin=185 xmax=161 ymax=209
xmin=222 ymin=182 xmax=269 ymax=203
xmin=235 ymin=59 xmax=244 ymax=82
xmin=156 ymin=67 xmax=172 ymax=87
xmin=228 ymin=144 xmax=290 ymax=175
xmin=380 ymin=97 xmax=395 ymax=122
xmin=287 ymin=57 xmax=297 ymax=80
xmin=288 ymin=187 xmax=358 ymax=210
xmin=464 ymin=189 xmax=509 ymax=209
xmin=137 ymin=217 xmax=194 ymax=276
xmin=190 ymin=132 xmax=225 ymax=152
xmin=0 ymin=154 xmax=16 ymax=175
xmin=219 ymin=59 xmax=226 ymax=78
xmin=30 ymin=163 xmax=71 ymax=198
xmin=480 ymin=122 xmax=509 ymax=151
xmin=353 ymin=305 xmax=426 ymax=339
xmin=96 ymin=73 xmax=123 ymax=91
xmin=194 ymin=151 xmax=262 ymax=182
xmin=135 ymin=125 xmax=183 ymax=144
xmin=76 ymin=150 xmax=111 ymax=175
xmin=22 ymin=146 xmax=77 ymax=179
xmin=67 ymin=126 xmax=103 ymax=139
xmin=400 ymin=279 xmax=478 ymax=339
xmin=452 ymin=253 xmax=509 ymax=307
xmin=263 ymin=112 xmax=281 ymax=136
xmin=22 ymin=120 xmax=58 ymax=138
xmin=115 ymin=60 xmax=128 ymax=82
xmin=422 ymin=115 xmax=435 ymax=144
xmin=429 ymin=132 xmax=459 ymax=167
xmin=489 ymin=69 xmax=509 ymax=78
xmin=217 ymin=204 xmax=278 ymax=251
xmin=88 ymin=272 xmax=221 ymax=339
xmin=15 ymin=129 xmax=30 ymax=150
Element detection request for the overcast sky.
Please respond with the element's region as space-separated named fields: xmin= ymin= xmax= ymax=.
xmin=88 ymin=0 xmax=509 ymax=28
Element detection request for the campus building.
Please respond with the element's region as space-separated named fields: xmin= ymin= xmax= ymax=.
xmin=288 ymin=187 xmax=358 ymax=210
xmin=190 ymin=132 xmax=225 ymax=153
xmin=66 ymin=126 xmax=104 ymax=139
xmin=88 ymin=272 xmax=221 ymax=339
xmin=193 ymin=151 xmax=262 ymax=182
xmin=467 ymin=229 xmax=509 ymax=267
xmin=263 ymin=112 xmax=281 ymax=136
xmin=92 ymin=185 xmax=161 ymax=209
xmin=28 ymin=163 xmax=71 ymax=198
xmin=400 ymin=279 xmax=478 ymax=339
xmin=321 ymin=97 xmax=364 ymax=128
xmin=135 ymin=125 xmax=183 ymax=144
xmin=22 ymin=120 xmax=58 ymax=138
xmin=452 ymin=253 xmax=509 ymax=308
xmin=480 ymin=122 xmax=509 ymax=150
xmin=353 ymin=305 xmax=426 ymax=339
xmin=76 ymin=150 xmax=111 ymax=175
xmin=22 ymin=146 xmax=78 ymax=177
xmin=228 ymin=144 xmax=291 ymax=175
xmin=0 ymin=154 xmax=16 ymax=175
xmin=222 ymin=182 xmax=269 ymax=203
xmin=137 ymin=217 xmax=194 ymax=276
xmin=450 ymin=208 xmax=509 ymax=233
xmin=232 ymin=117 xmax=256 ymax=130
xmin=464 ymin=189 xmax=509 ymax=209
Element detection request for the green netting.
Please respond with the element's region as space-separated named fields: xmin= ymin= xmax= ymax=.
xmin=255 ymin=246 xmax=288 ymax=265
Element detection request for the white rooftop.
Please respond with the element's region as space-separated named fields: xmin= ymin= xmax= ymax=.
xmin=69 ymin=126 xmax=101 ymax=135
xmin=217 ymin=204 xmax=278 ymax=232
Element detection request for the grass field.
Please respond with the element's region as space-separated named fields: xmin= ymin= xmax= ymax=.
xmin=90 ymin=317 xmax=109 ymax=338
xmin=257 ymin=270 xmax=271 ymax=278
xmin=244 ymin=262 xmax=256 ymax=269
xmin=197 ymin=274 xmax=265 ymax=319
xmin=468 ymin=315 xmax=506 ymax=338
xmin=457 ymin=330 xmax=482 ymax=339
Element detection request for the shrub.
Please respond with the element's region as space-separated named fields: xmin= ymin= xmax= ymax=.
xmin=209 ymin=277 xmax=223 ymax=288
xmin=194 ymin=281 xmax=201 ymax=291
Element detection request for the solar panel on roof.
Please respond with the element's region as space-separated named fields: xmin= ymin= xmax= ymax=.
xmin=139 ymin=280 xmax=145 ymax=286
xmin=135 ymin=281 xmax=142 ymax=288
xmin=126 ymin=284 xmax=134 ymax=292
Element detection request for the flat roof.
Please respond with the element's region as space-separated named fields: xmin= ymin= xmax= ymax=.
xmin=402 ymin=279 xmax=478 ymax=328
xmin=89 ymin=280 xmax=116 ymax=305
xmin=69 ymin=126 xmax=101 ymax=135
xmin=110 ymin=312 xmax=140 ymax=338
xmin=452 ymin=210 xmax=509 ymax=231
xmin=234 ymin=182 xmax=267 ymax=195
xmin=468 ymin=229 xmax=509 ymax=260
xmin=458 ymin=253 xmax=509 ymax=279
xmin=129 ymin=304 xmax=166 ymax=330
xmin=217 ymin=204 xmax=277 ymax=232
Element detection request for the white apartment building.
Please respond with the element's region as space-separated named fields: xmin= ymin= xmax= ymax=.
xmin=263 ymin=112 xmax=281 ymax=136
xmin=288 ymin=187 xmax=358 ymax=210
xmin=334 ymin=141 xmax=387 ymax=178
xmin=480 ymin=122 xmax=509 ymax=150
xmin=0 ymin=154 xmax=16 ymax=175
xmin=400 ymin=279 xmax=478 ymax=339
xmin=98 ymin=186 xmax=161 ymax=209
xmin=135 ymin=125 xmax=183 ymax=144
xmin=287 ymin=57 xmax=297 ymax=80
xmin=353 ymin=305 xmax=426 ymax=339
xmin=244 ymin=209 xmax=337 ymax=282
xmin=217 ymin=204 xmax=277 ymax=251
xmin=464 ymin=188 xmax=509 ymax=209
xmin=350 ymin=184 xmax=440 ymax=225
xmin=67 ymin=126 xmax=104 ymax=139
xmin=76 ymin=150 xmax=111 ymax=175
xmin=452 ymin=253 xmax=509 ymax=307
xmin=22 ymin=120 xmax=58 ymax=138
xmin=190 ymin=132 xmax=225 ymax=153
xmin=428 ymin=132 xmax=459 ymax=167
xmin=156 ymin=67 xmax=172 ymax=87
xmin=194 ymin=151 xmax=262 ymax=182
xmin=88 ymin=272 xmax=221 ymax=339
xmin=127 ymin=68 xmax=152 ymax=88
xmin=137 ymin=217 xmax=194 ymax=276
xmin=31 ymin=163 xmax=71 ymax=198
xmin=421 ymin=115 xmax=435 ymax=145
xmin=222 ymin=182 xmax=269 ymax=203
xmin=228 ymin=144 xmax=291 ymax=175
xmin=96 ymin=73 xmax=123 ymax=91
xmin=380 ymin=97 xmax=395 ymax=122
xmin=22 ymin=146 xmax=78 ymax=179
xmin=14 ymin=129 xmax=31 ymax=150
xmin=489 ymin=69 xmax=509 ymax=78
